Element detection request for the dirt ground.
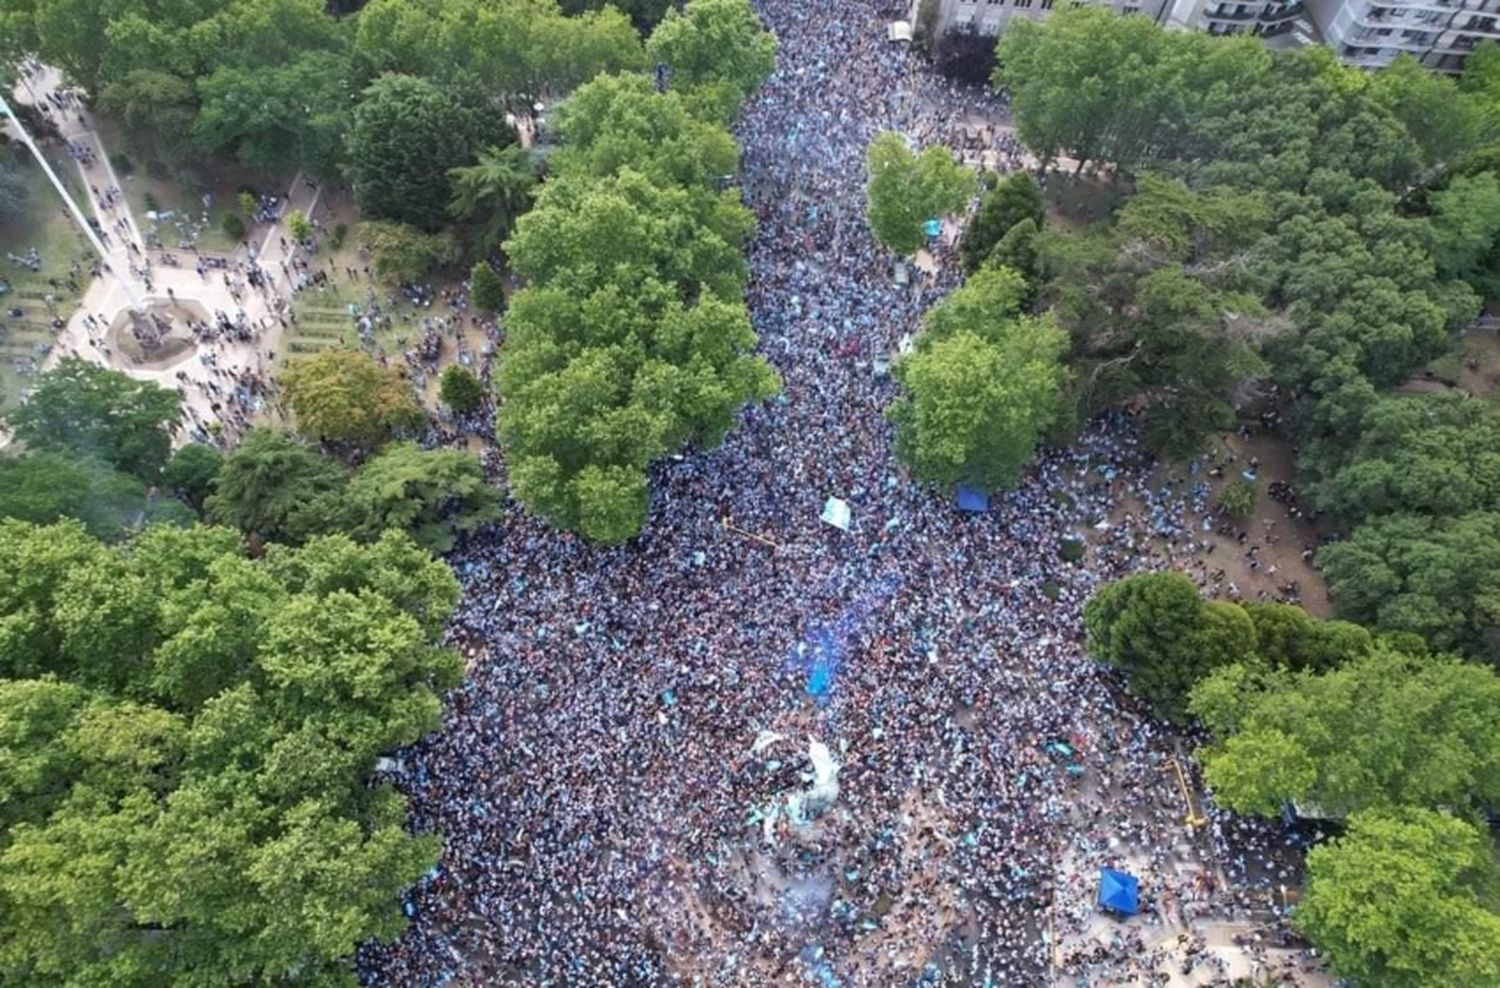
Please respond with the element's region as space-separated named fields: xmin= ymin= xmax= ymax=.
xmin=1111 ymin=429 xmax=1333 ymax=618
xmin=1396 ymin=323 xmax=1500 ymax=402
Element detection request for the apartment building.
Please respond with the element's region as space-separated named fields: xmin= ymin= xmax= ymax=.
xmin=1305 ymin=0 xmax=1499 ymax=71
xmin=922 ymin=0 xmax=1303 ymax=37
xmin=919 ymin=0 xmax=1493 ymax=71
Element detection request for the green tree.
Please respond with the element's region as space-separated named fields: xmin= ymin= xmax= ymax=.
xmin=498 ymin=286 xmax=778 ymax=541
xmin=960 ymin=173 xmax=1045 ymax=273
xmin=0 ymin=453 xmax=190 ymax=541
xmin=865 ymin=132 xmax=974 ymax=255
xmin=1084 ymin=571 xmax=1254 ymax=721
xmin=281 ymin=350 xmax=425 ymax=448
xmin=359 ymin=222 xmax=461 ymax=283
xmin=445 ymin=0 xmax=644 ymax=100
xmin=504 ymin=168 xmax=752 ymax=302
xmin=193 ymin=51 xmax=353 ymax=178
xmin=7 ymin=359 xmax=181 ymax=481
xmin=346 ymin=74 xmax=494 ymax=231
xmin=206 ymin=429 xmax=348 ymax=545
xmin=1216 ymin=477 xmax=1255 ymax=519
xmin=341 ymin=442 xmax=501 ymax=553
xmin=1366 ymin=54 xmax=1494 ymax=173
xmin=1428 ymin=172 xmax=1500 ymax=299
xmin=161 ymin=444 xmax=223 ymax=514
xmin=1241 ymin=601 xmax=1372 ymax=673
xmin=1191 ymin=646 xmax=1500 ymax=817
xmin=1302 ymin=394 xmax=1500 ymax=524
xmin=438 ymin=364 xmax=486 ymax=414
xmin=449 ymin=144 xmax=537 ymax=253
xmin=552 ymin=73 xmax=739 ymax=190
xmin=469 ymin=261 xmax=506 ymax=312
xmin=0 ymin=520 xmax=462 ymax=985
xmin=647 ymin=0 xmax=775 ymax=107
xmin=988 ymin=216 xmax=1041 ymax=296
xmin=95 ymin=69 xmax=199 ymax=164
xmin=1318 ymin=511 xmax=1500 ymax=661
xmin=286 ymin=209 xmax=313 ymax=244
xmin=1296 ymin=808 xmax=1500 ymax=988
xmin=889 ymin=288 xmax=1066 ymax=492
xmin=1038 ymin=178 xmax=1269 ymax=457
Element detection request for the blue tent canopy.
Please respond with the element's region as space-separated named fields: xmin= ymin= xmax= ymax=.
xmin=1098 ymin=868 xmax=1140 ymax=916
xmin=923 ymin=218 xmax=942 ymax=237
xmin=955 ymin=486 xmax=990 ymax=513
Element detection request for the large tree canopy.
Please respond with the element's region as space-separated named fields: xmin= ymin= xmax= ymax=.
xmin=1295 ymin=808 xmax=1500 ymax=988
xmin=1084 ymin=571 xmax=1258 ymax=722
xmin=345 ymin=73 xmax=500 ymax=231
xmin=865 ymin=132 xmax=974 ymax=256
xmin=889 ymin=267 xmax=1066 ymax=492
xmin=1037 ymin=177 xmax=1269 ymax=457
xmin=495 ymin=14 xmax=777 ymax=542
xmin=6 ymin=359 xmax=181 ymax=482
xmin=0 ymin=521 xmax=462 ymax=986
xmin=281 ymin=349 xmax=426 ymax=447
xmin=647 ymin=0 xmax=775 ymax=116
xmin=1190 ymin=646 xmax=1500 ymax=818
xmin=1318 ymin=511 xmax=1500 ymax=662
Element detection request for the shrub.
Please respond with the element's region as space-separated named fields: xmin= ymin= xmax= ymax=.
xmin=109 ymin=152 xmax=134 ymax=176
xmin=287 ymin=209 xmax=313 ymax=243
xmin=439 ymin=364 xmax=486 ymax=414
xmin=1218 ymin=477 xmax=1257 ymax=519
xmin=1059 ymin=537 xmax=1086 ymax=564
xmin=142 ymin=191 xmax=159 ymax=213
xmin=221 ymin=213 xmax=246 ymax=241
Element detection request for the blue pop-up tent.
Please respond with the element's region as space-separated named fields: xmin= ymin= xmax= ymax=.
xmin=955 ymin=486 xmax=989 ymax=513
xmin=1098 ymin=868 xmax=1140 ymax=916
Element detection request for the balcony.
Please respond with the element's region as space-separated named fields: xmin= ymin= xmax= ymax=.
xmin=1259 ymin=1 xmax=1304 ymax=21
xmin=1205 ymin=4 xmax=1260 ymax=19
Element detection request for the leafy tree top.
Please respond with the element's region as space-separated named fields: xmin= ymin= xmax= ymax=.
xmin=7 ymin=359 xmax=181 ymax=481
xmin=0 ymin=520 xmax=462 ymax=985
xmin=1296 ymin=808 xmax=1500 ymax=988
xmin=647 ymin=0 xmax=776 ymax=106
xmin=281 ymin=349 xmax=425 ymax=448
xmin=865 ymin=131 xmax=974 ymax=255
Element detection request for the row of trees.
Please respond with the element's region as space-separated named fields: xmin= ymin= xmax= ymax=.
xmin=861 ymin=142 xmax=1073 ymax=496
xmin=1 ymin=0 xmax=649 ymax=181
xmin=496 ymin=0 xmax=780 ymax=541
xmin=1084 ymin=572 xmax=1500 ymax=986
xmin=1 ymin=357 xmax=498 ymax=553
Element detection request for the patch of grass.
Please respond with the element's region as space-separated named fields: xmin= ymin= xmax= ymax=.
xmin=0 ymin=151 xmax=94 ymax=413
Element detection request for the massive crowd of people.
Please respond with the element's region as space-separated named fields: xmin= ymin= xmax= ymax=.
xmin=356 ymin=2 xmax=1330 ymax=985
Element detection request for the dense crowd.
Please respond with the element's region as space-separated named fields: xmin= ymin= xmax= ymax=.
xmin=356 ymin=2 xmax=1329 ymax=985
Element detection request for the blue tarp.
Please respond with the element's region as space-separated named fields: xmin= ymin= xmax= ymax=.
xmin=956 ymin=486 xmax=990 ymax=513
xmin=1098 ymin=868 xmax=1140 ymax=916
xmin=924 ymin=218 xmax=942 ymax=237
